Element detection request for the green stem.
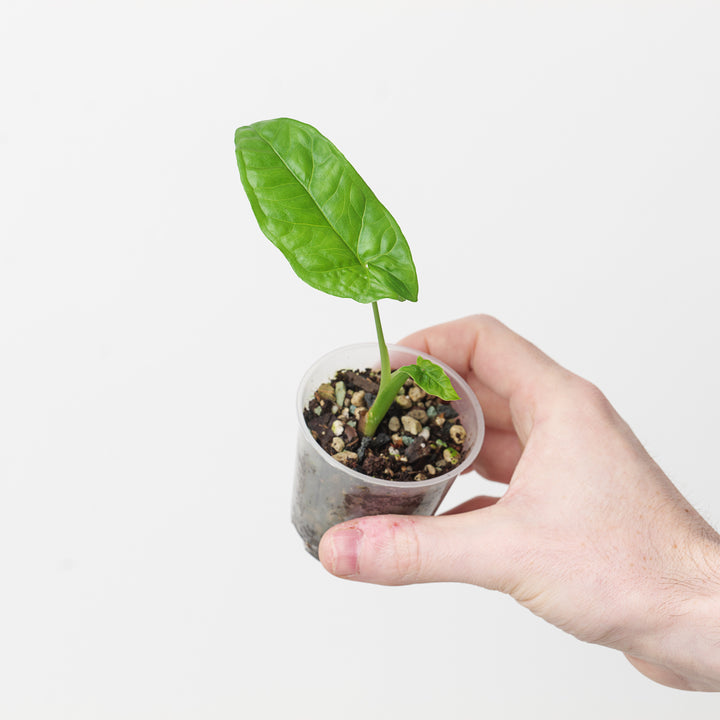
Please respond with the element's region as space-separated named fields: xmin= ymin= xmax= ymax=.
xmin=363 ymin=368 xmax=408 ymax=437
xmin=372 ymin=301 xmax=391 ymax=394
xmin=364 ymin=302 xmax=402 ymax=438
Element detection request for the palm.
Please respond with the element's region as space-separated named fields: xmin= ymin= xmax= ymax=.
xmin=399 ymin=318 xmax=719 ymax=689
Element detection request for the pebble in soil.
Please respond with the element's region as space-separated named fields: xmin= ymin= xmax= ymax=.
xmin=303 ymin=368 xmax=468 ymax=482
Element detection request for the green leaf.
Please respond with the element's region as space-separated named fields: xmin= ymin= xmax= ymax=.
xmin=402 ymin=356 xmax=460 ymax=401
xmin=234 ymin=118 xmax=418 ymax=303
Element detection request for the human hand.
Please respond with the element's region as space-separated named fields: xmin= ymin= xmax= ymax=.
xmin=318 ymin=315 xmax=720 ymax=691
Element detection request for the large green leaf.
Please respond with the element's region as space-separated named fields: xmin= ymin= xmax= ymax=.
xmin=234 ymin=118 xmax=418 ymax=303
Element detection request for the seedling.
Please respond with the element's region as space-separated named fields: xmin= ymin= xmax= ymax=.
xmin=234 ymin=117 xmax=458 ymax=437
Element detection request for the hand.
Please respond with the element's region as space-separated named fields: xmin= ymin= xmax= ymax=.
xmin=318 ymin=315 xmax=720 ymax=691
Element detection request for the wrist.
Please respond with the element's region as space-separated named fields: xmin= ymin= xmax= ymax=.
xmin=628 ymin=532 xmax=720 ymax=691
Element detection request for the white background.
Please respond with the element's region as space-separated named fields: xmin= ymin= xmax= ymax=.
xmin=2 ymin=1 xmax=720 ymax=717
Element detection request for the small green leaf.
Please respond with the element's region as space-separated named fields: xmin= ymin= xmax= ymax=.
xmin=235 ymin=118 xmax=418 ymax=304
xmin=402 ymin=356 xmax=460 ymax=401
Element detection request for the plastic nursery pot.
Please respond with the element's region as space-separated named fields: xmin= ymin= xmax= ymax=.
xmin=291 ymin=343 xmax=485 ymax=559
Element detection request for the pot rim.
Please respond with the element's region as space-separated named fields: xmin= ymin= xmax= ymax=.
xmin=296 ymin=342 xmax=485 ymax=489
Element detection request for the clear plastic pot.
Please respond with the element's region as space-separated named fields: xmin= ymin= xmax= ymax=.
xmin=291 ymin=343 xmax=485 ymax=558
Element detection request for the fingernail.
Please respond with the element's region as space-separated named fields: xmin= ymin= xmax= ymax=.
xmin=329 ymin=527 xmax=362 ymax=577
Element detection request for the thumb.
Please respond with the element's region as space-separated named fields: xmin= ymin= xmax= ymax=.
xmin=318 ymin=502 xmax=515 ymax=588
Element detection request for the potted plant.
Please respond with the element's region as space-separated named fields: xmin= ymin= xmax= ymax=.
xmin=234 ymin=118 xmax=485 ymax=558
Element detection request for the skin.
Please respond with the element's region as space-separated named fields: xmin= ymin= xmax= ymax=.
xmin=318 ymin=315 xmax=720 ymax=691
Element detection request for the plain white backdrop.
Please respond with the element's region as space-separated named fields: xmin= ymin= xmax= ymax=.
xmin=2 ymin=1 xmax=720 ymax=717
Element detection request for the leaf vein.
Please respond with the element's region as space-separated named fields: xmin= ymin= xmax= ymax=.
xmin=251 ymin=126 xmax=359 ymax=258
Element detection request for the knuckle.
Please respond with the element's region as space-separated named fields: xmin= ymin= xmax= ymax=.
xmin=559 ymin=374 xmax=618 ymax=426
xmin=387 ymin=518 xmax=424 ymax=584
xmin=575 ymin=377 xmax=612 ymax=412
xmin=469 ymin=313 xmax=501 ymax=332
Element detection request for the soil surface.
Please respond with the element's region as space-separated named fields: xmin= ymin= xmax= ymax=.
xmin=303 ymin=368 xmax=468 ymax=482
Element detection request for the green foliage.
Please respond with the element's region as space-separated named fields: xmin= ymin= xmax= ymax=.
xmin=402 ymin=357 xmax=460 ymax=402
xmin=362 ymin=357 xmax=460 ymax=438
xmin=235 ymin=117 xmax=459 ymax=436
xmin=235 ymin=118 xmax=418 ymax=304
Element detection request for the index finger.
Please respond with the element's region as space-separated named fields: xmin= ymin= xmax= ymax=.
xmin=399 ymin=314 xmax=566 ymax=442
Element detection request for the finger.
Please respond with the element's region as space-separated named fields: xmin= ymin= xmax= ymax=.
xmin=318 ymin=507 xmax=519 ymax=589
xmin=400 ymin=314 xmax=567 ymax=442
xmin=441 ymin=495 xmax=500 ymax=515
xmin=464 ymin=374 xmax=514 ymax=432
xmin=472 ymin=427 xmax=522 ymax=484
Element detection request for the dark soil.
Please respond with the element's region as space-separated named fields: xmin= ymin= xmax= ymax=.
xmin=303 ymin=368 xmax=468 ymax=482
